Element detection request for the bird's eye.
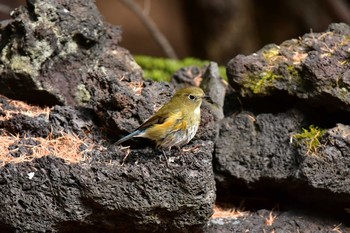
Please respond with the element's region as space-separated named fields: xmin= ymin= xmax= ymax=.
xmin=188 ymin=94 xmax=196 ymax=100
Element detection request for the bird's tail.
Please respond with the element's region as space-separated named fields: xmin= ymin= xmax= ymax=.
xmin=115 ymin=129 xmax=143 ymax=145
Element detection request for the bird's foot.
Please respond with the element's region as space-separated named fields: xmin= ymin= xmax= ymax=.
xmin=181 ymin=144 xmax=201 ymax=153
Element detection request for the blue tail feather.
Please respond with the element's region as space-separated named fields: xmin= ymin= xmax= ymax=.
xmin=115 ymin=129 xmax=143 ymax=145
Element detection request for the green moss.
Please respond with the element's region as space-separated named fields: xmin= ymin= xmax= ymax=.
xmin=262 ymin=45 xmax=280 ymax=61
xmin=245 ymin=65 xmax=302 ymax=96
xmin=1 ymin=35 xmax=55 ymax=78
xmin=59 ymin=40 xmax=78 ymax=57
xmin=293 ymin=125 xmax=327 ymax=156
xmin=251 ymin=70 xmax=281 ymax=94
xmin=287 ymin=65 xmax=299 ymax=77
xmin=9 ymin=55 xmax=38 ymax=77
xmin=76 ymin=84 xmax=91 ymax=104
xmin=134 ymin=55 xmax=227 ymax=82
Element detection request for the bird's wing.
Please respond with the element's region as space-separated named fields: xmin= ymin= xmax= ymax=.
xmin=115 ymin=113 xmax=169 ymax=145
xmin=138 ymin=110 xmax=185 ymax=143
xmin=136 ymin=100 xmax=180 ymax=130
xmin=136 ymin=111 xmax=170 ymax=131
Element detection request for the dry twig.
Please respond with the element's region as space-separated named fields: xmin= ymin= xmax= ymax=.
xmin=119 ymin=0 xmax=178 ymax=59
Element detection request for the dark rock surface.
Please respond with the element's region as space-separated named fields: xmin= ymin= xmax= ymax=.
xmin=171 ymin=66 xmax=203 ymax=89
xmin=216 ymin=110 xmax=305 ymax=183
xmin=0 ymin=89 xmax=217 ymax=233
xmin=1 ymin=0 xmax=350 ymax=232
xmin=217 ymin=22 xmax=350 ymax=230
xmin=205 ymin=209 xmax=348 ymax=233
xmin=0 ymin=144 xmax=215 ymax=233
xmin=0 ymin=0 xmax=216 ymax=232
xmin=0 ymin=0 xmax=141 ymax=107
xmin=227 ymin=23 xmax=350 ymax=112
xmin=215 ymin=110 xmax=350 ymax=208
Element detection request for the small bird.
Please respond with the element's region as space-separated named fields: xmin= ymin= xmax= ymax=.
xmin=116 ymin=86 xmax=205 ymax=151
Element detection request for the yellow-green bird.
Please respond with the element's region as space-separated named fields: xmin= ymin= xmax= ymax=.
xmin=116 ymin=86 xmax=205 ymax=150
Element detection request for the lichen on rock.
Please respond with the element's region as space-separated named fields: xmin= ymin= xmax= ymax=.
xmin=227 ymin=23 xmax=350 ymax=111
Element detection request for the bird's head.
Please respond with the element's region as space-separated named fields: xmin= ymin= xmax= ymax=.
xmin=172 ymin=87 xmax=205 ymax=112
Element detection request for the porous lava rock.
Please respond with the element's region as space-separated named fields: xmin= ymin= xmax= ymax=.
xmin=0 ymin=142 xmax=215 ymax=233
xmin=227 ymin=23 xmax=350 ymax=111
xmin=0 ymin=0 xmax=141 ymax=107
xmin=205 ymin=209 xmax=348 ymax=233
xmin=0 ymin=0 xmax=217 ymax=232
xmin=216 ymin=23 xmax=350 ymax=230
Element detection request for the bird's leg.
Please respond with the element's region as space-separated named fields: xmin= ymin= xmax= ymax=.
xmin=162 ymin=150 xmax=170 ymax=168
xmin=119 ymin=145 xmax=131 ymax=166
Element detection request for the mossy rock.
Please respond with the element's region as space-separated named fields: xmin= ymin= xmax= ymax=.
xmin=135 ymin=55 xmax=227 ymax=82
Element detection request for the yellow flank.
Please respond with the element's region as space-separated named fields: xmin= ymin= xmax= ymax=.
xmin=179 ymin=117 xmax=188 ymax=131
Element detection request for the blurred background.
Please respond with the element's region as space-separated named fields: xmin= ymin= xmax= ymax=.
xmin=1 ymin=0 xmax=350 ymax=64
